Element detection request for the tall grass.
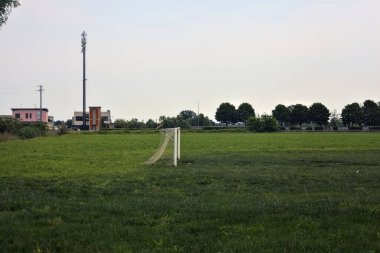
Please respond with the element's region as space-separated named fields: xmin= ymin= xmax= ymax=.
xmin=0 ymin=132 xmax=379 ymax=252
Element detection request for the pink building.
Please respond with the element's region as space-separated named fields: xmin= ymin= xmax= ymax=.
xmin=11 ymin=108 xmax=49 ymax=123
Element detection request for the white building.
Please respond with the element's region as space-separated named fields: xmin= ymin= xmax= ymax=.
xmin=72 ymin=109 xmax=112 ymax=128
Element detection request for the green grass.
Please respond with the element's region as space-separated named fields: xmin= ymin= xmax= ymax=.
xmin=0 ymin=132 xmax=380 ymax=252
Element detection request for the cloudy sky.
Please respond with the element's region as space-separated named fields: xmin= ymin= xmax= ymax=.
xmin=0 ymin=0 xmax=379 ymax=121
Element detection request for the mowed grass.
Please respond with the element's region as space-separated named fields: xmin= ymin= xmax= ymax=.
xmin=0 ymin=132 xmax=379 ymax=252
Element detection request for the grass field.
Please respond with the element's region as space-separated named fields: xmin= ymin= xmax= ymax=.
xmin=0 ymin=132 xmax=380 ymax=252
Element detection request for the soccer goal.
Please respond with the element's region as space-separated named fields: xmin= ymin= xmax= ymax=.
xmin=145 ymin=127 xmax=180 ymax=166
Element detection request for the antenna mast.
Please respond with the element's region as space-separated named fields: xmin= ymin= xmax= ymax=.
xmin=81 ymin=31 xmax=87 ymax=129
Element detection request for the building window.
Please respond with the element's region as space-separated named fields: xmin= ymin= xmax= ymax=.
xmin=92 ymin=110 xmax=97 ymax=125
xmin=26 ymin=113 xmax=29 ymax=119
xmin=30 ymin=113 xmax=32 ymax=119
xmin=15 ymin=113 xmax=20 ymax=119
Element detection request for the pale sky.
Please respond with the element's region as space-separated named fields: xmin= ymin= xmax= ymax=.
xmin=0 ymin=0 xmax=379 ymax=121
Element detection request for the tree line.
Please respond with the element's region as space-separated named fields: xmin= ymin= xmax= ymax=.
xmin=113 ymin=111 xmax=215 ymax=129
xmin=111 ymin=99 xmax=380 ymax=131
xmin=215 ymin=99 xmax=380 ymax=128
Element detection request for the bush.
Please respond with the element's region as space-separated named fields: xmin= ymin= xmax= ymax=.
xmin=18 ymin=126 xmax=41 ymax=139
xmin=246 ymin=117 xmax=264 ymax=132
xmin=369 ymin=126 xmax=380 ymax=130
xmin=349 ymin=126 xmax=363 ymax=131
xmin=57 ymin=124 xmax=67 ymax=136
xmin=289 ymin=126 xmax=301 ymax=131
xmin=314 ymin=126 xmax=324 ymax=131
xmin=333 ymin=126 xmax=338 ymax=131
xmin=0 ymin=119 xmax=47 ymax=140
xmin=246 ymin=115 xmax=278 ymax=132
xmin=306 ymin=126 xmax=313 ymax=131
xmin=0 ymin=118 xmax=21 ymax=134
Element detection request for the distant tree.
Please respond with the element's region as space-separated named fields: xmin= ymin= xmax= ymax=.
xmin=341 ymin=103 xmax=364 ymax=126
xmin=159 ymin=115 xmax=190 ymax=129
xmin=66 ymin=119 xmax=73 ymax=128
xmin=0 ymin=0 xmax=20 ymax=26
xmin=145 ymin=119 xmax=157 ymax=129
xmin=308 ymin=102 xmax=330 ymax=126
xmin=187 ymin=113 xmax=212 ymax=127
xmin=215 ymin=102 xmax=238 ymax=125
xmin=272 ymin=104 xmax=290 ymax=126
xmin=114 ymin=119 xmax=127 ymax=128
xmin=126 ymin=118 xmax=145 ymax=129
xmin=289 ymin=104 xmax=309 ymax=126
xmin=54 ymin=120 xmax=64 ymax=126
xmin=246 ymin=115 xmax=277 ymax=132
xmin=176 ymin=115 xmax=190 ymax=128
xmin=362 ymin=100 xmax=380 ymax=126
xmin=329 ymin=109 xmax=342 ymax=127
xmin=205 ymin=116 xmax=216 ymax=126
xmin=237 ymin=102 xmax=255 ymax=122
xmin=179 ymin=110 xmax=197 ymax=120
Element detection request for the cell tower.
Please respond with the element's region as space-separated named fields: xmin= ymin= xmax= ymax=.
xmin=81 ymin=31 xmax=87 ymax=129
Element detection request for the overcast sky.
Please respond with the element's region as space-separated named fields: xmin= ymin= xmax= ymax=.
xmin=0 ymin=0 xmax=379 ymax=121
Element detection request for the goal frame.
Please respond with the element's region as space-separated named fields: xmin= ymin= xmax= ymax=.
xmin=145 ymin=127 xmax=181 ymax=166
xmin=173 ymin=127 xmax=180 ymax=166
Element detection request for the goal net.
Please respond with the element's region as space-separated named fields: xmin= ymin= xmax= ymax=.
xmin=145 ymin=127 xmax=180 ymax=166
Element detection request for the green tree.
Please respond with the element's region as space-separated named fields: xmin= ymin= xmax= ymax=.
xmin=0 ymin=0 xmax=20 ymax=26
xmin=215 ymin=102 xmax=238 ymax=125
xmin=289 ymin=104 xmax=309 ymax=126
xmin=341 ymin=103 xmax=364 ymax=126
xmin=246 ymin=115 xmax=278 ymax=132
xmin=362 ymin=100 xmax=380 ymax=126
xmin=272 ymin=104 xmax=290 ymax=126
xmin=114 ymin=119 xmax=127 ymax=128
xmin=176 ymin=115 xmax=190 ymax=128
xmin=237 ymin=102 xmax=255 ymax=123
xmin=145 ymin=119 xmax=157 ymax=129
xmin=308 ymin=102 xmax=330 ymax=126
xmin=179 ymin=110 xmax=196 ymax=120
xmin=159 ymin=115 xmax=189 ymax=129
xmin=126 ymin=118 xmax=145 ymax=129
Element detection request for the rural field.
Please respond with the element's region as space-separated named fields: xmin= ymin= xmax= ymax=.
xmin=0 ymin=131 xmax=380 ymax=252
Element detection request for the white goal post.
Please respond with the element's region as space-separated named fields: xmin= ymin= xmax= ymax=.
xmin=145 ymin=127 xmax=180 ymax=166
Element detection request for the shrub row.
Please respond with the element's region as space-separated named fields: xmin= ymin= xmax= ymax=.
xmin=349 ymin=126 xmax=363 ymax=130
xmin=0 ymin=118 xmax=48 ymax=140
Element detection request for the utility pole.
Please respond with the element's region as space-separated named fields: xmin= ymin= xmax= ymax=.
xmin=36 ymin=85 xmax=44 ymax=122
xmin=81 ymin=31 xmax=87 ymax=129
